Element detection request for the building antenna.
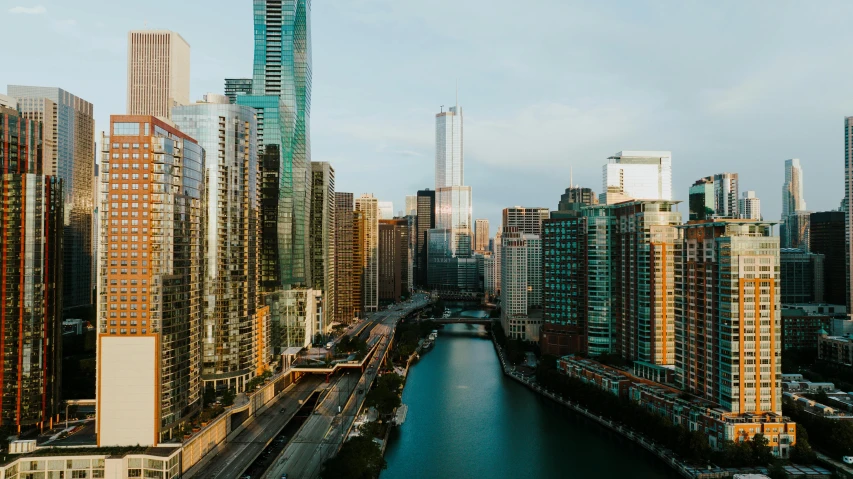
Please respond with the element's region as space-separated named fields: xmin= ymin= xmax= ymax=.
xmin=440 ymin=105 xmax=444 ymax=113
xmin=570 ymin=166 xmax=573 ymax=188
xmin=455 ymin=79 xmax=459 ymax=109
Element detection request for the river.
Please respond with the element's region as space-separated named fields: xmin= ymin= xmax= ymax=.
xmin=382 ymin=303 xmax=679 ymax=479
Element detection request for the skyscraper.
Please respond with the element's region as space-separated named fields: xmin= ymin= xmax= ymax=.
xmin=172 ymin=98 xmax=262 ymax=392
xmin=435 ymin=106 xmax=463 ymax=189
xmin=97 ymin=115 xmax=204 ymax=446
xmin=781 ymin=210 xmax=811 ymax=251
xmin=310 ymin=162 xmax=335 ymax=330
xmin=415 ymin=189 xmax=435 ymax=287
xmin=240 ymin=0 xmax=312 ymax=288
xmin=9 ymin=86 xmax=95 ymax=311
xmin=435 ymin=185 xmax=473 ymax=256
xmin=688 ymin=173 xmax=738 ymax=220
xmin=676 ymin=220 xmax=782 ymax=415
xmin=783 ymin=159 xmax=806 ymax=217
xmin=126 ymin=30 xmax=190 ymax=118
xmin=355 ymin=194 xmax=379 ymax=312
xmin=405 ymin=195 xmax=417 ymax=216
xmin=474 ymin=219 xmax=490 ymax=252
xmin=739 ymin=191 xmax=761 ymax=220
xmin=333 ymin=193 xmax=359 ymax=323
xmin=558 ymin=186 xmax=597 ymax=211
xmin=601 ymin=151 xmax=672 ymax=204
xmin=501 ymin=228 xmax=542 ymax=341
xmin=224 ymin=78 xmax=253 ymax=104
xmin=810 ymin=211 xmax=845 ymax=305
xmin=846 ymin=118 xmax=853 ymax=309
xmin=780 ymin=248 xmax=824 ymax=304
xmin=0 ymin=104 xmax=63 ymax=431
xmin=378 ymin=218 xmax=410 ymax=302
xmin=378 ymin=200 xmax=394 ymax=220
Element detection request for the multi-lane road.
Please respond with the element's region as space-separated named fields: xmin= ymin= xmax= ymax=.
xmin=261 ymin=294 xmax=431 ymax=479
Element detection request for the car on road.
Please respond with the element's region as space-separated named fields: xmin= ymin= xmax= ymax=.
xmin=281 ymin=475 xmax=288 ymax=479
xmin=280 ymin=408 xmax=285 ymax=413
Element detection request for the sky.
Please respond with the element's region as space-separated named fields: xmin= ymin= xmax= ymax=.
xmin=2 ymin=0 xmax=852 ymax=232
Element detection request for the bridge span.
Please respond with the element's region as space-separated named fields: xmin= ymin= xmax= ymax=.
xmin=429 ymin=317 xmax=494 ymax=325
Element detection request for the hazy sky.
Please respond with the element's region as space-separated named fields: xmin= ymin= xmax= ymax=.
xmin=3 ymin=0 xmax=851 ymax=231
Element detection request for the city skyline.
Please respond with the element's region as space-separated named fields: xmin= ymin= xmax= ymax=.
xmin=4 ymin=1 xmax=852 ymax=230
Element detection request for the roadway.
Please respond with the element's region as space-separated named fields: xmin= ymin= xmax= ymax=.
xmin=187 ymin=375 xmax=324 ymax=479
xmin=261 ymin=294 xmax=429 ymax=479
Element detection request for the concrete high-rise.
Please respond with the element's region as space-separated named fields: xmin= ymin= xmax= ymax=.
xmin=0 ymin=104 xmax=64 ymax=431
xmin=97 ymin=115 xmax=204 ymax=446
xmin=310 ymin=162 xmax=335 ymax=331
xmin=475 ymin=219 xmax=490 ymax=252
xmin=558 ymin=186 xmax=597 ymax=211
xmin=846 ymin=118 xmax=853 ymax=309
xmin=172 ymin=98 xmax=262 ymax=392
xmin=601 ymin=151 xmax=672 ymax=204
xmin=355 ymin=194 xmax=379 ymax=312
xmin=126 ymin=30 xmax=190 ymax=118
xmin=500 ymin=228 xmax=542 ymax=342
xmin=378 ymin=201 xmax=394 ymax=220
xmin=780 ymin=248 xmax=824 ymax=304
xmin=810 ymin=211 xmax=845 ymax=305
xmin=239 ymin=0 xmax=312 ymax=288
xmin=676 ymin=220 xmax=782 ymax=415
xmin=739 ymin=191 xmax=761 ymax=220
xmin=333 ymin=193 xmax=360 ymax=323
xmin=415 ymin=189 xmax=435 ymax=287
xmin=405 ymin=195 xmax=417 ymax=216
xmin=688 ymin=173 xmax=739 ymax=220
xmin=9 ymin=85 xmax=95 ymax=312
xmin=224 ymin=78 xmax=253 ymax=104
xmin=502 ymin=207 xmax=550 ymax=236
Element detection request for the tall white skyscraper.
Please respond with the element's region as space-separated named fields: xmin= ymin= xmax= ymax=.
xmin=601 ymin=151 xmax=672 ymax=204
xmin=782 ymin=158 xmax=806 ymax=217
xmin=435 ymin=106 xmax=463 ymax=188
xmin=355 ymin=194 xmax=379 ymax=312
xmin=126 ymin=30 xmax=190 ymax=119
xmin=405 ymin=195 xmax=417 ymax=216
xmin=379 ymin=201 xmax=394 ymax=219
xmin=739 ymin=191 xmax=761 ymax=220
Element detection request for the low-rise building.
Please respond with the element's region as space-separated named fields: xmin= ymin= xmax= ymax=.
xmin=0 ymin=447 xmax=181 ymax=478
xmin=781 ymin=306 xmax=837 ymax=351
xmin=818 ymin=331 xmax=853 ymax=366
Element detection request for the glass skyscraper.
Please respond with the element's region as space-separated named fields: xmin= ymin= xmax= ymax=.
xmin=435 ymin=106 xmax=463 ymax=188
xmin=8 ymin=85 xmax=95 ymax=312
xmin=240 ymin=0 xmax=312 ymax=288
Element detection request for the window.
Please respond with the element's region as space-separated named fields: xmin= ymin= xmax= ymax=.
xmin=113 ymin=122 xmax=139 ymax=135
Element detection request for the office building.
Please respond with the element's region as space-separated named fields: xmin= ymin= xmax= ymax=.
xmin=310 ymin=162 xmax=335 ymax=330
xmin=0 ymin=93 xmax=15 ymax=108
xmin=435 ymin=106 xmax=463 ymax=189
xmin=172 ymin=98 xmax=262 ymax=392
xmin=378 ymin=201 xmax=394 ymax=220
xmin=739 ymin=190 xmax=761 ymax=220
xmin=781 ymin=210 xmax=811 ymax=250
xmin=9 ymin=85 xmax=95 ymax=311
xmin=333 ymin=193 xmax=360 ymax=323
xmin=379 ymin=219 xmax=410 ymax=302
xmin=224 ymin=78 xmax=253 ymax=104
xmin=271 ymin=289 xmax=322 ymax=350
xmin=810 ymin=211 xmax=845 ymax=305
xmin=415 ymin=189 xmax=435 ymax=287
xmin=781 ymin=305 xmax=844 ymax=351
xmin=126 ymin=30 xmax=190 ymax=118
xmin=435 ymin=185 xmax=473 ymax=256
xmin=558 ymin=186 xmax=597 ymax=211
xmin=688 ymin=173 xmax=739 ymax=220
xmin=484 ymin=254 xmax=499 ymax=298
xmin=676 ymin=220 xmax=782 ymax=415
xmin=0 ymin=105 xmax=63 ymax=431
xmin=355 ymin=194 xmax=379 ymax=312
xmin=405 ymin=195 xmax=417 ymax=216
xmin=97 ymin=115 xmax=204 ymax=446
xmin=601 ymin=151 xmax=672 ymax=204
xmin=239 ymin=0 xmax=313 ymax=288
xmin=584 ymin=205 xmax=616 ymax=356
xmin=500 ymin=228 xmax=542 ymax=342
xmin=502 ymin=206 xmax=550 ymax=236
xmin=780 ymin=248 xmax=824 ymax=304
xmin=352 ymin=210 xmax=366 ymax=316
xmin=474 ymin=218 xmax=490 ymax=253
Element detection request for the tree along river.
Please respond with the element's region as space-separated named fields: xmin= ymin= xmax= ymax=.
xmin=382 ymin=305 xmax=680 ymax=479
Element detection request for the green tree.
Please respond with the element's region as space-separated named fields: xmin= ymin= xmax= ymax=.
xmin=320 ymin=436 xmax=386 ymax=479
xmin=365 ymin=386 xmax=401 ymax=416
xmin=221 ymin=388 xmax=235 ymax=407
xmin=750 ymin=434 xmax=774 ymax=465
xmin=377 ymin=373 xmax=403 ymax=393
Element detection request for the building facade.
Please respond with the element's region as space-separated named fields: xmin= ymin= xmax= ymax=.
xmin=558 ymin=186 xmax=597 ymax=211
xmin=378 ymin=218 xmax=410 ymax=302
xmin=601 ymin=151 xmax=672 ymax=204
xmin=172 ymin=99 xmax=261 ymax=392
xmin=676 ymin=220 xmax=782 ymax=415
xmin=810 ymin=211 xmax=845 ymax=305
xmin=333 ymin=192 xmax=358 ymax=323
xmin=0 ymin=105 xmax=63 ymax=431
xmin=9 ymin=85 xmax=95 ymax=311
xmin=310 ymin=162 xmax=335 ymax=329
xmin=435 ymin=106 xmax=463 ymax=189
xmin=500 ymin=228 xmax=542 ymax=341
xmin=739 ymin=190 xmax=761 ymax=220
xmin=780 ymin=248 xmax=824 ymax=304
xmin=97 ymin=116 xmax=204 ymax=446
xmin=783 ymin=159 xmax=806 ymax=217
xmin=224 ymin=78 xmax=253 ymax=104
xmin=502 ymin=206 xmax=550 ymax=237
xmin=475 ymin=218 xmax=489 ymax=252
xmin=415 ymin=189 xmax=435 ymax=287
xmin=355 ymin=194 xmax=379 ymax=312
xmin=405 ymin=195 xmax=417 ymax=216
xmin=689 ymin=173 xmax=739 ymax=220
xmin=126 ymin=30 xmax=190 ymax=118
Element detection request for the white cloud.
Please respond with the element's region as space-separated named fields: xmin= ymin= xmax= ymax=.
xmin=9 ymin=5 xmax=46 ymax=14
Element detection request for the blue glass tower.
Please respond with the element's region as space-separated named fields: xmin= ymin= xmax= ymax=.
xmin=240 ymin=0 xmax=312 ymax=289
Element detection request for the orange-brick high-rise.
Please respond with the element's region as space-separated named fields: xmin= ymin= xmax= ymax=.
xmin=96 ymin=115 xmax=204 ymax=446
